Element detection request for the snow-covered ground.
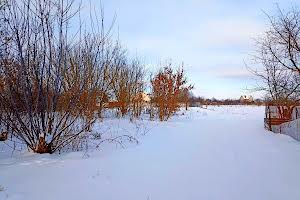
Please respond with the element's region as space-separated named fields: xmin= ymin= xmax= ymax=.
xmin=1 ymin=106 xmax=300 ymax=200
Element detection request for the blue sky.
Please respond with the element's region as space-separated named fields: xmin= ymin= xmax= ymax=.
xmin=81 ymin=0 xmax=299 ymax=99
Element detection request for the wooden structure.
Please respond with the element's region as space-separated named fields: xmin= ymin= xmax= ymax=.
xmin=264 ymin=103 xmax=295 ymax=132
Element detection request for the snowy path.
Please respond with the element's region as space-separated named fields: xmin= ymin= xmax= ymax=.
xmin=1 ymin=106 xmax=300 ymax=200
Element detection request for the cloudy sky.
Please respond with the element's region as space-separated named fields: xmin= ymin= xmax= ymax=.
xmin=83 ymin=0 xmax=299 ymax=99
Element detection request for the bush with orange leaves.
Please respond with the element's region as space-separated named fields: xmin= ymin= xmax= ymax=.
xmin=151 ymin=64 xmax=193 ymax=121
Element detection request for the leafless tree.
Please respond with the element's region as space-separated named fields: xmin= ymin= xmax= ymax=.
xmin=250 ymin=6 xmax=300 ymax=104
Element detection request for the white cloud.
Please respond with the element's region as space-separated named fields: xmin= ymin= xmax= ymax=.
xmin=189 ymin=17 xmax=266 ymax=48
xmin=216 ymin=67 xmax=253 ymax=79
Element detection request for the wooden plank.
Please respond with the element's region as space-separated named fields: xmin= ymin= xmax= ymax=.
xmin=264 ymin=118 xmax=291 ymax=126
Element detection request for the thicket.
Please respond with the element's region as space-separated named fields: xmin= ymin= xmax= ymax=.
xmin=0 ymin=0 xmax=193 ymax=153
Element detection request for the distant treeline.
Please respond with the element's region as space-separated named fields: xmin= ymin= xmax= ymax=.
xmin=188 ymin=96 xmax=265 ymax=106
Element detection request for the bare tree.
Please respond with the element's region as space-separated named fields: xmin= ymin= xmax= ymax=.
xmin=251 ymin=6 xmax=300 ymax=104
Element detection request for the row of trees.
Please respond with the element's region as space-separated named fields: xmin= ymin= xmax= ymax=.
xmin=0 ymin=0 xmax=193 ymax=153
xmin=188 ymin=97 xmax=264 ymax=106
xmin=252 ymin=6 xmax=300 ymax=105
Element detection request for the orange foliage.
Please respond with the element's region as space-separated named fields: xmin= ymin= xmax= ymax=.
xmin=151 ymin=65 xmax=193 ymax=121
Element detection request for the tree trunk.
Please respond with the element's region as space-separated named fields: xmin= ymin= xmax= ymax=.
xmin=35 ymin=137 xmax=52 ymax=154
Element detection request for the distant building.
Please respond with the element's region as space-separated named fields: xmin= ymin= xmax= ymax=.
xmin=101 ymin=92 xmax=151 ymax=109
xmin=240 ymin=95 xmax=254 ymax=103
xmin=131 ymin=92 xmax=151 ymax=103
xmin=140 ymin=92 xmax=151 ymax=103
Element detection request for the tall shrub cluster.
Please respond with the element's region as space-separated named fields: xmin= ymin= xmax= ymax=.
xmin=0 ymin=0 xmax=193 ymax=154
xmin=0 ymin=0 xmax=145 ymax=153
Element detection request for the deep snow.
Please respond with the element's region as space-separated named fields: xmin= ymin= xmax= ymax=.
xmin=1 ymin=106 xmax=300 ymax=200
